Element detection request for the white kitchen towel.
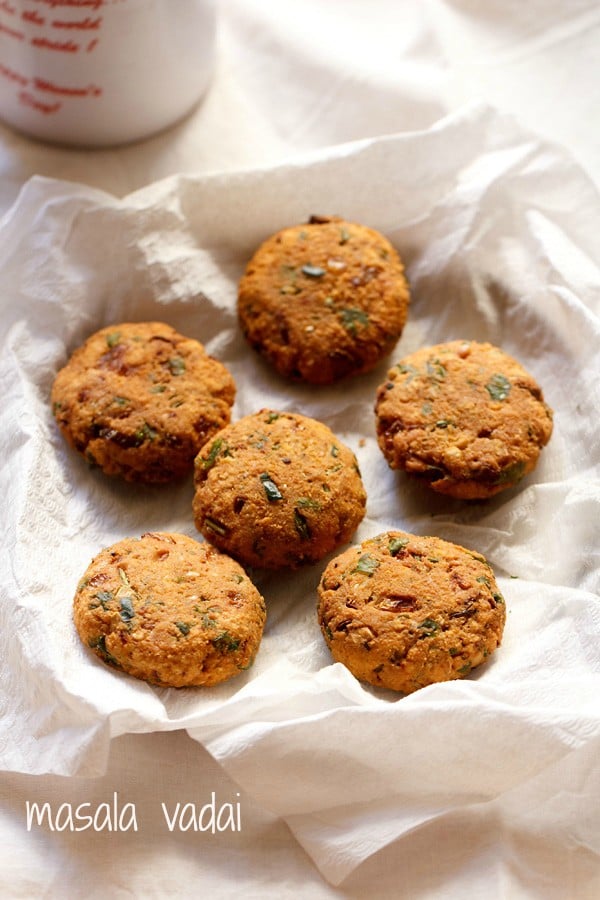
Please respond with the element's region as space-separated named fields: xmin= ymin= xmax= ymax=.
xmin=1 ymin=105 xmax=599 ymax=884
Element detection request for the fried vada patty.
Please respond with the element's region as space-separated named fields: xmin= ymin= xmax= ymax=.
xmin=193 ymin=409 xmax=367 ymax=569
xmin=375 ymin=340 xmax=553 ymax=499
xmin=318 ymin=530 xmax=506 ymax=694
xmin=51 ymin=321 xmax=235 ymax=484
xmin=238 ymin=216 xmax=410 ymax=384
xmin=73 ymin=532 xmax=266 ymax=687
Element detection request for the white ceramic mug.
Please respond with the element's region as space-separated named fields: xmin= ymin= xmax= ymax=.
xmin=0 ymin=0 xmax=216 ymax=146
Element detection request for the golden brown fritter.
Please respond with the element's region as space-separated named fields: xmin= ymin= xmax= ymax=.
xmin=73 ymin=532 xmax=266 ymax=687
xmin=318 ymin=531 xmax=506 ymax=694
xmin=375 ymin=340 xmax=553 ymax=499
xmin=51 ymin=321 xmax=235 ymax=484
xmin=193 ymin=409 xmax=367 ymax=569
xmin=238 ymin=216 xmax=410 ymax=384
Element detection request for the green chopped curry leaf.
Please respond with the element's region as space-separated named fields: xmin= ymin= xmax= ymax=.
xmin=260 ymin=472 xmax=283 ymax=502
xmin=212 ymin=631 xmax=241 ymax=653
xmin=353 ymin=554 xmax=380 ymax=576
xmin=296 ymin=497 xmax=322 ymax=510
xmin=135 ymin=422 xmax=158 ymax=443
xmin=397 ymin=363 xmax=419 ymax=380
xmin=201 ymin=438 xmax=223 ymax=470
xmin=339 ymin=307 xmax=369 ymax=334
xmin=119 ymin=597 xmax=135 ymax=623
xmin=293 ymin=509 xmax=311 ymax=541
xmin=167 ymin=357 xmax=186 ymax=376
xmin=388 ymin=537 xmax=409 ymax=557
xmin=89 ymin=635 xmax=121 ymax=668
xmin=94 ymin=590 xmax=113 ymax=609
xmin=106 ymin=332 xmax=121 ymax=348
xmin=493 ymin=460 xmax=525 ymax=485
xmin=426 ymin=359 xmax=447 ymax=381
xmin=486 ymin=373 xmax=511 ymax=401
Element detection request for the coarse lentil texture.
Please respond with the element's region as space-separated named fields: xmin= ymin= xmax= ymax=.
xmin=193 ymin=409 xmax=367 ymax=569
xmin=238 ymin=216 xmax=410 ymax=384
xmin=375 ymin=340 xmax=553 ymax=499
xmin=51 ymin=321 xmax=235 ymax=484
xmin=73 ymin=532 xmax=266 ymax=687
xmin=318 ymin=531 xmax=506 ymax=694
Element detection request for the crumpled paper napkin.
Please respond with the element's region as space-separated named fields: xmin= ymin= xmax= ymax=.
xmin=1 ymin=105 xmax=599 ymax=884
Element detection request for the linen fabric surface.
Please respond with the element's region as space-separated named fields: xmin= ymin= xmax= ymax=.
xmin=1 ymin=2 xmax=599 ymax=897
xmin=1 ymin=106 xmax=599 ymax=890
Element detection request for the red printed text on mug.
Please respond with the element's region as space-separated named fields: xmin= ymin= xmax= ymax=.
xmin=0 ymin=0 xmax=112 ymax=116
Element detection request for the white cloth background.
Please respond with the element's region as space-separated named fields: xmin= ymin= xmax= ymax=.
xmin=1 ymin=2 xmax=599 ymax=898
